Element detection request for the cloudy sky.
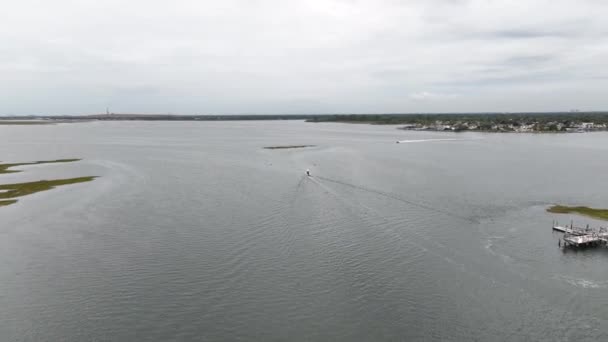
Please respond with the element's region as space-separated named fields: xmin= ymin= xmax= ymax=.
xmin=1 ymin=0 xmax=607 ymax=115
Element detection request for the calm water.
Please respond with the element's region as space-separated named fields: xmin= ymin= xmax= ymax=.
xmin=2 ymin=121 xmax=608 ymax=341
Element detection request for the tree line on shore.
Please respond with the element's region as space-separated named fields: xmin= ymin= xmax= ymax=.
xmin=306 ymin=112 xmax=608 ymax=131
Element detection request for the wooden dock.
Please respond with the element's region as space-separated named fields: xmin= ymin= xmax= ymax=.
xmin=553 ymin=221 xmax=608 ymax=248
xmin=563 ymin=233 xmax=607 ymax=247
xmin=552 ymin=221 xmax=590 ymax=236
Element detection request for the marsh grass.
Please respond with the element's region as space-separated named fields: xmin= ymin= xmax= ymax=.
xmin=264 ymin=145 xmax=315 ymax=150
xmin=0 ymin=121 xmax=51 ymax=125
xmin=0 ymin=159 xmax=81 ymax=174
xmin=547 ymin=205 xmax=608 ymax=221
xmin=0 ymin=176 xmax=97 ymax=200
xmin=0 ymin=159 xmax=96 ymax=207
xmin=0 ymin=199 xmax=18 ymax=207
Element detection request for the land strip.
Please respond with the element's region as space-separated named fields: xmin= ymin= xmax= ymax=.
xmin=548 ymin=205 xmax=608 ymax=221
xmin=0 ymin=159 xmax=81 ymax=174
xmin=264 ymin=145 xmax=316 ymax=150
xmin=0 ymin=159 xmax=96 ymax=207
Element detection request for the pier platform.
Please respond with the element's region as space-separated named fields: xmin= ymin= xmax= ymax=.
xmin=553 ymin=222 xmax=608 ymax=248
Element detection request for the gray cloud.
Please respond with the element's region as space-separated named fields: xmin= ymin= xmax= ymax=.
xmin=1 ymin=0 xmax=607 ymax=115
xmin=435 ymin=71 xmax=572 ymax=88
xmin=488 ymin=29 xmax=573 ymax=39
xmin=501 ymin=55 xmax=556 ymax=66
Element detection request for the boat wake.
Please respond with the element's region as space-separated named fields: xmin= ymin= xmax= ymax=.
xmin=315 ymin=176 xmax=479 ymax=224
xmin=556 ymin=275 xmax=608 ymax=289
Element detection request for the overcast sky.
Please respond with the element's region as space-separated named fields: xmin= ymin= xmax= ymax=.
xmin=1 ymin=0 xmax=607 ymax=115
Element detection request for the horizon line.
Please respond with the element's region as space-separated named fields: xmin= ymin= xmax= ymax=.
xmin=2 ymin=111 xmax=608 ymax=117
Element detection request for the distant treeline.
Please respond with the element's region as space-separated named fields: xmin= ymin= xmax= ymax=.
xmin=305 ymin=112 xmax=608 ymax=125
xmin=2 ymin=112 xmax=608 ymax=124
xmin=1 ymin=114 xmax=317 ymax=121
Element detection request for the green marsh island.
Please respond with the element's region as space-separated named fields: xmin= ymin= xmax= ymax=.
xmin=0 ymin=159 xmax=81 ymax=175
xmin=0 ymin=121 xmax=51 ymax=125
xmin=264 ymin=145 xmax=316 ymax=150
xmin=547 ymin=205 xmax=608 ymax=221
xmin=0 ymin=159 xmax=96 ymax=207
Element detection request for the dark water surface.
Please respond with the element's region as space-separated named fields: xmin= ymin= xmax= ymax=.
xmin=2 ymin=121 xmax=608 ymax=341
